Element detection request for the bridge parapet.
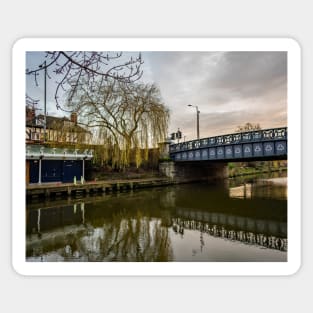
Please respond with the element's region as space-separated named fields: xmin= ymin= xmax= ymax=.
xmin=170 ymin=127 xmax=287 ymax=162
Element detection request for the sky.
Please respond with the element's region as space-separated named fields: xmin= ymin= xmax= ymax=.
xmin=26 ymin=51 xmax=287 ymax=141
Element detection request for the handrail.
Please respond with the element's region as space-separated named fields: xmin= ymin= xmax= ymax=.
xmin=170 ymin=127 xmax=287 ymax=153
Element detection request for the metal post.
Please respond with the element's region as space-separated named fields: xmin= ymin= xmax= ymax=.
xmin=39 ymin=61 xmax=47 ymax=142
xmin=43 ymin=61 xmax=47 ymax=142
xmin=37 ymin=209 xmax=41 ymax=233
xmin=188 ymin=104 xmax=200 ymax=139
xmin=38 ymin=158 xmax=42 ymax=184
xmin=196 ymin=107 xmax=200 ymax=139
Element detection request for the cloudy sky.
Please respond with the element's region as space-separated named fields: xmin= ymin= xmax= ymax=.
xmin=26 ymin=51 xmax=287 ymax=140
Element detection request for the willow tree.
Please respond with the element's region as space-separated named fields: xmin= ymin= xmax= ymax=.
xmin=67 ymin=80 xmax=169 ymax=169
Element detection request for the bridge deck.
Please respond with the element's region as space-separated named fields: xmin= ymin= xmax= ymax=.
xmin=170 ymin=127 xmax=287 ymax=162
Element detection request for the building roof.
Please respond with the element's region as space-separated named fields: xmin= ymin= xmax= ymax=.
xmin=26 ymin=144 xmax=93 ymax=160
xmin=38 ymin=115 xmax=90 ymax=133
xmin=27 ymin=113 xmax=91 ymax=134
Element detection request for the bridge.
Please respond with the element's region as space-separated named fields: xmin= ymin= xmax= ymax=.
xmin=169 ymin=127 xmax=287 ymax=162
xmin=158 ymin=127 xmax=287 ymax=182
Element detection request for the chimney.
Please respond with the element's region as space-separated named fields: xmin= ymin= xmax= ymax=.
xmin=70 ymin=112 xmax=77 ymax=125
xmin=26 ymin=106 xmax=36 ymax=124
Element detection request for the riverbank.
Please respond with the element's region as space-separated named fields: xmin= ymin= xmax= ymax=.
xmin=26 ymin=177 xmax=175 ymax=200
xmin=261 ymin=177 xmax=287 ymax=186
xmin=26 ymin=166 xmax=287 ymax=200
xmin=228 ymin=167 xmax=287 ymax=178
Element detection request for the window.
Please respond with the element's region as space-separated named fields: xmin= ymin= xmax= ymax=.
xmin=31 ymin=132 xmax=40 ymax=141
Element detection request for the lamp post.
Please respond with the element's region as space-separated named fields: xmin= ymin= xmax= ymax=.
xmin=187 ymin=104 xmax=200 ymax=139
xmin=39 ymin=61 xmax=47 ymax=142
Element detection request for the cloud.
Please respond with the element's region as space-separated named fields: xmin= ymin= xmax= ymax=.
xmin=142 ymin=51 xmax=287 ymax=139
xmin=26 ymin=51 xmax=287 ymax=140
xmin=207 ymin=51 xmax=287 ymax=101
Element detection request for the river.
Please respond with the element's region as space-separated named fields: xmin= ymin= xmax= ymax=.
xmin=26 ymin=171 xmax=287 ymax=262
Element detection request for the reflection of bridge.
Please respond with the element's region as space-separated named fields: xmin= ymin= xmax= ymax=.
xmin=172 ymin=217 xmax=287 ymax=252
xmin=26 ymin=197 xmax=287 ymax=259
xmin=169 ymin=127 xmax=287 ymax=162
xmin=175 ymin=208 xmax=286 ymax=237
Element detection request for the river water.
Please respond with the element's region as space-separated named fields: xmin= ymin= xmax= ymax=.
xmin=26 ymin=171 xmax=287 ymax=262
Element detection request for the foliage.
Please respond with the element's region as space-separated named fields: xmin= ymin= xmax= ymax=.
xmin=228 ymin=162 xmax=235 ymax=170
xmin=159 ymin=157 xmax=172 ymax=163
xmin=66 ymin=80 xmax=169 ymax=169
xmin=235 ymin=122 xmax=261 ymax=132
xmin=42 ymin=141 xmax=161 ymax=171
xmin=228 ymin=162 xmax=287 ymax=178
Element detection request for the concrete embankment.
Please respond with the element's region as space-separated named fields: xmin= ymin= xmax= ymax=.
xmin=260 ymin=177 xmax=287 ymax=186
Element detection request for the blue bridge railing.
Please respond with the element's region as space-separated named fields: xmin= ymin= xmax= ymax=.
xmin=169 ymin=127 xmax=287 ymax=162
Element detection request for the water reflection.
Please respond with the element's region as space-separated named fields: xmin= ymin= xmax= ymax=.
xmin=229 ymin=183 xmax=252 ymax=199
xmin=172 ymin=218 xmax=287 ymax=252
xmin=26 ymin=172 xmax=287 ymax=262
xmin=27 ymin=204 xmax=173 ymax=262
xmin=228 ymin=174 xmax=287 ymax=200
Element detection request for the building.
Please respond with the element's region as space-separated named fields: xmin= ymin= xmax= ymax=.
xmin=26 ymin=106 xmax=94 ymax=184
xmin=26 ymin=106 xmax=92 ymax=144
xmin=26 ymin=145 xmax=93 ymax=184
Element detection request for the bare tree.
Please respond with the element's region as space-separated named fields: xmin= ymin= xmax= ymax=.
xmin=235 ymin=122 xmax=261 ymax=132
xmin=26 ymin=51 xmax=144 ymax=111
xmin=26 ymin=94 xmax=39 ymax=107
xmin=67 ymin=80 xmax=169 ymax=169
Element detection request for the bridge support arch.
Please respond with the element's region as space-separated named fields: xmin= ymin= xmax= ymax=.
xmin=159 ymin=161 xmax=228 ymax=183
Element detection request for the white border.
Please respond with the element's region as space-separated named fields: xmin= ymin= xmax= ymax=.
xmin=12 ymin=38 xmax=301 ymax=276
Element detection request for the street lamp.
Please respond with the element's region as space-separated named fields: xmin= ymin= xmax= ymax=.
xmin=187 ymin=104 xmax=200 ymax=139
xmin=39 ymin=61 xmax=47 ymax=142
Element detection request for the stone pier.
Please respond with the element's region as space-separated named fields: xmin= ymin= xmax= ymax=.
xmin=159 ymin=161 xmax=228 ymax=183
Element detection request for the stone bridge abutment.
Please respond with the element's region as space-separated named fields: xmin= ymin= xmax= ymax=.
xmin=159 ymin=161 xmax=228 ymax=183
